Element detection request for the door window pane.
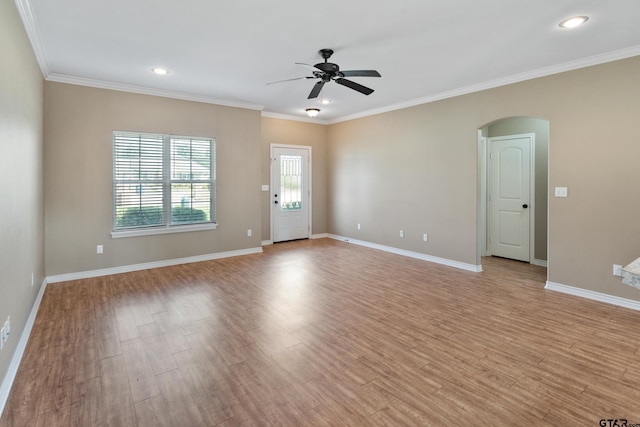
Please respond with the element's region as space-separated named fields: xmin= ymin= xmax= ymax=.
xmin=280 ymin=155 xmax=303 ymax=211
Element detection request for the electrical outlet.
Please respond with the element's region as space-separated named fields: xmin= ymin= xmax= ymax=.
xmin=97 ymin=245 xmax=103 ymax=254
xmin=31 ymin=272 xmax=35 ymax=286
xmin=247 ymin=229 xmax=252 ymax=237
xmin=399 ymin=230 xmax=404 ymax=238
xmin=423 ymin=233 xmax=428 ymax=242
xmin=613 ymin=264 xmax=623 ymax=276
xmin=357 ymin=223 xmax=361 ymax=230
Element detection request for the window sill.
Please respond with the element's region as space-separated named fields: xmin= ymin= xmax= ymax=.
xmin=111 ymin=223 xmax=217 ymax=239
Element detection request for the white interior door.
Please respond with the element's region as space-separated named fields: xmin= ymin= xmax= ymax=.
xmin=272 ymin=146 xmax=310 ymax=242
xmin=489 ymin=135 xmax=532 ymax=262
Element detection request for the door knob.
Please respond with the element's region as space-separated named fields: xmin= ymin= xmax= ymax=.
xmin=522 ymin=204 xmax=528 ymax=209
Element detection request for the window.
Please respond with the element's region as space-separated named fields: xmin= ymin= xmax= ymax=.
xmin=112 ymin=131 xmax=216 ymax=237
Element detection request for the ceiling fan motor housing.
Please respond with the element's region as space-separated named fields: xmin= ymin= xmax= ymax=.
xmin=314 ymin=62 xmax=340 ymax=75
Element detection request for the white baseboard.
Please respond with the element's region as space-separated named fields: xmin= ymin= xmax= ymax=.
xmin=0 ymin=278 xmax=47 ymax=418
xmin=46 ymin=247 xmax=263 ymax=283
xmin=328 ymin=234 xmax=482 ymax=272
xmin=534 ymin=259 xmax=548 ymax=267
xmin=545 ymin=281 xmax=640 ymax=311
xmin=262 ymin=234 xmax=326 ymax=245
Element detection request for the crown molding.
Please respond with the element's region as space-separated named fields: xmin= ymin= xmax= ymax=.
xmin=14 ymin=0 xmax=640 ymax=126
xmin=329 ymin=45 xmax=640 ymax=124
xmin=16 ymin=0 xmax=264 ymax=112
xmin=46 ymin=73 xmax=265 ymax=111
xmin=14 ymin=0 xmax=49 ymax=76
xmin=261 ymin=111 xmax=329 ymax=125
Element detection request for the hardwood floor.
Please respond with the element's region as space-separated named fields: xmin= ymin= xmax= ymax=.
xmin=2 ymin=238 xmax=640 ymax=426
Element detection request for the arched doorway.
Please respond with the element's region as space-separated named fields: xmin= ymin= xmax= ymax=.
xmin=477 ymin=116 xmax=549 ymax=268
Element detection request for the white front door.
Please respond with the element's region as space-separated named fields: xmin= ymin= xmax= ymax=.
xmin=271 ymin=145 xmax=310 ymax=242
xmin=488 ymin=135 xmax=533 ymax=262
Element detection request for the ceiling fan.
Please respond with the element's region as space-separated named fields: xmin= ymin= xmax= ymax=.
xmin=267 ymin=49 xmax=381 ymax=99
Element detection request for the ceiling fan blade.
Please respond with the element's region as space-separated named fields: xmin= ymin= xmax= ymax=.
xmin=308 ymin=81 xmax=326 ymax=99
xmin=295 ymin=62 xmax=321 ymax=72
xmin=335 ymin=78 xmax=374 ymax=95
xmin=340 ymin=70 xmax=381 ymax=78
xmin=266 ymin=76 xmax=312 ymax=85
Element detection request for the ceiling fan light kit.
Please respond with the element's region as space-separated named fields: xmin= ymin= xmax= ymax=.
xmin=305 ymin=108 xmax=320 ymax=117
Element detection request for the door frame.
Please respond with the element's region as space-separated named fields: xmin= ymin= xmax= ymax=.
xmin=477 ymin=130 xmax=488 ymax=258
xmin=270 ymin=143 xmax=313 ymax=242
xmin=485 ymin=133 xmax=535 ymax=264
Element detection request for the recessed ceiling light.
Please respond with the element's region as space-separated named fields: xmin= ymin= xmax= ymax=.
xmin=306 ymin=108 xmax=320 ymax=117
xmin=559 ymin=16 xmax=589 ymax=29
xmin=151 ymin=67 xmax=169 ymax=75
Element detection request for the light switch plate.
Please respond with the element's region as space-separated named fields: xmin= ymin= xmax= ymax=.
xmin=261 ymin=184 xmax=269 ymax=191
xmin=555 ymin=187 xmax=568 ymax=197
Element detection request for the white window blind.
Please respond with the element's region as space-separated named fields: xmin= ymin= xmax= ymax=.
xmin=113 ymin=131 xmax=215 ymax=233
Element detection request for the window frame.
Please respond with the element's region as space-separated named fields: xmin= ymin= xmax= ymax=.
xmin=111 ymin=131 xmax=217 ymax=239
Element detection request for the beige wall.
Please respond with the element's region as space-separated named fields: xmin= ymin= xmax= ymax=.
xmin=488 ymin=116 xmax=549 ymax=261
xmin=0 ymin=0 xmax=44 ymax=392
xmin=44 ymin=83 xmax=262 ymax=275
xmin=261 ymin=117 xmax=328 ymax=241
xmin=328 ymin=104 xmax=479 ymax=263
xmin=328 ymin=56 xmax=640 ymax=301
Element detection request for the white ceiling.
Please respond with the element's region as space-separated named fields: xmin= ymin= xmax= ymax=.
xmin=19 ymin=0 xmax=640 ymax=123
